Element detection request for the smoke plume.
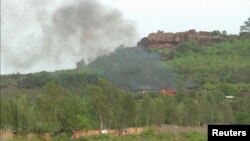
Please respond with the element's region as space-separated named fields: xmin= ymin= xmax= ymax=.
xmin=2 ymin=0 xmax=138 ymax=74
xmin=80 ymin=47 xmax=175 ymax=89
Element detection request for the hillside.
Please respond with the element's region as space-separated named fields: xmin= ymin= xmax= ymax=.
xmin=1 ymin=30 xmax=250 ymax=140
xmin=78 ymin=47 xmax=175 ymax=90
xmin=78 ymin=35 xmax=250 ymax=97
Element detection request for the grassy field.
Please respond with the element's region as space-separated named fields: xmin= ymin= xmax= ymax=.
xmin=8 ymin=131 xmax=206 ymax=141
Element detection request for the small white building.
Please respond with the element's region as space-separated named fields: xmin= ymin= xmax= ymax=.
xmin=225 ymin=96 xmax=234 ymax=99
xmin=101 ymin=130 xmax=108 ymax=134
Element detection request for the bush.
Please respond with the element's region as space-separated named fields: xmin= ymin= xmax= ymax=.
xmin=140 ymin=126 xmax=157 ymax=138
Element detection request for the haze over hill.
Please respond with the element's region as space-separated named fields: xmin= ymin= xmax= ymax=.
xmin=79 ymin=47 xmax=175 ymax=89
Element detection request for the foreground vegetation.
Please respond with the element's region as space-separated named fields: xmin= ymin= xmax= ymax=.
xmin=9 ymin=128 xmax=206 ymax=141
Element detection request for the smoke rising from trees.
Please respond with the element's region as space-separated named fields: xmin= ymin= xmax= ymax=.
xmin=80 ymin=47 xmax=175 ymax=89
xmin=2 ymin=0 xmax=138 ymax=74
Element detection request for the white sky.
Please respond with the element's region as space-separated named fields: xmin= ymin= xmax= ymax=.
xmin=1 ymin=0 xmax=250 ymax=74
xmin=102 ymin=0 xmax=250 ymax=36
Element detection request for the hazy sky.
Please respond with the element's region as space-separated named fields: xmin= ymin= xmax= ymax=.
xmin=1 ymin=0 xmax=250 ymax=74
xmin=102 ymin=0 xmax=250 ymax=36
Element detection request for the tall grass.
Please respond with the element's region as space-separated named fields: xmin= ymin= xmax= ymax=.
xmin=8 ymin=130 xmax=206 ymax=141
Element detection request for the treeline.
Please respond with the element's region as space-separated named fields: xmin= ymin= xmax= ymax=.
xmin=163 ymin=39 xmax=250 ymax=84
xmin=1 ymin=70 xmax=100 ymax=89
xmin=1 ymin=78 xmax=135 ymax=133
xmin=1 ymin=76 xmax=250 ymax=135
xmin=157 ymin=38 xmax=250 ymax=93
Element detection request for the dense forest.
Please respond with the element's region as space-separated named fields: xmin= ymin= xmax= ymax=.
xmin=1 ymin=19 xmax=250 ymax=140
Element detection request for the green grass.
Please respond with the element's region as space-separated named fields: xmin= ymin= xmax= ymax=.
xmin=9 ymin=131 xmax=206 ymax=141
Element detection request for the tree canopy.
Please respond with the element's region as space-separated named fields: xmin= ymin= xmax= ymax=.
xmin=240 ymin=17 xmax=250 ymax=33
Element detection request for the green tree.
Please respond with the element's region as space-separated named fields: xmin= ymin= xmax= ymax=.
xmin=151 ymin=97 xmax=166 ymax=126
xmin=178 ymin=98 xmax=201 ymax=126
xmin=164 ymin=97 xmax=180 ymax=125
xmin=85 ymin=78 xmax=136 ymax=130
xmin=134 ymin=102 xmax=143 ymax=127
xmin=0 ymin=99 xmax=12 ymax=129
xmin=233 ymin=98 xmax=250 ymax=124
xmin=35 ymin=81 xmax=68 ymax=132
xmin=85 ymin=85 xmax=109 ymax=130
xmin=218 ymin=101 xmax=234 ymax=123
xmin=62 ymin=96 xmax=92 ymax=130
xmin=15 ymin=94 xmax=29 ymax=132
xmin=240 ymin=17 xmax=250 ymax=32
xmin=121 ymin=92 xmax=136 ymax=128
xmin=211 ymin=30 xmax=221 ymax=36
xmin=141 ymin=94 xmax=153 ymax=126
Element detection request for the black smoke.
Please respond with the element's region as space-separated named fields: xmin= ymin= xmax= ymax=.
xmin=2 ymin=0 xmax=137 ymax=74
xmin=79 ymin=47 xmax=175 ymax=89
